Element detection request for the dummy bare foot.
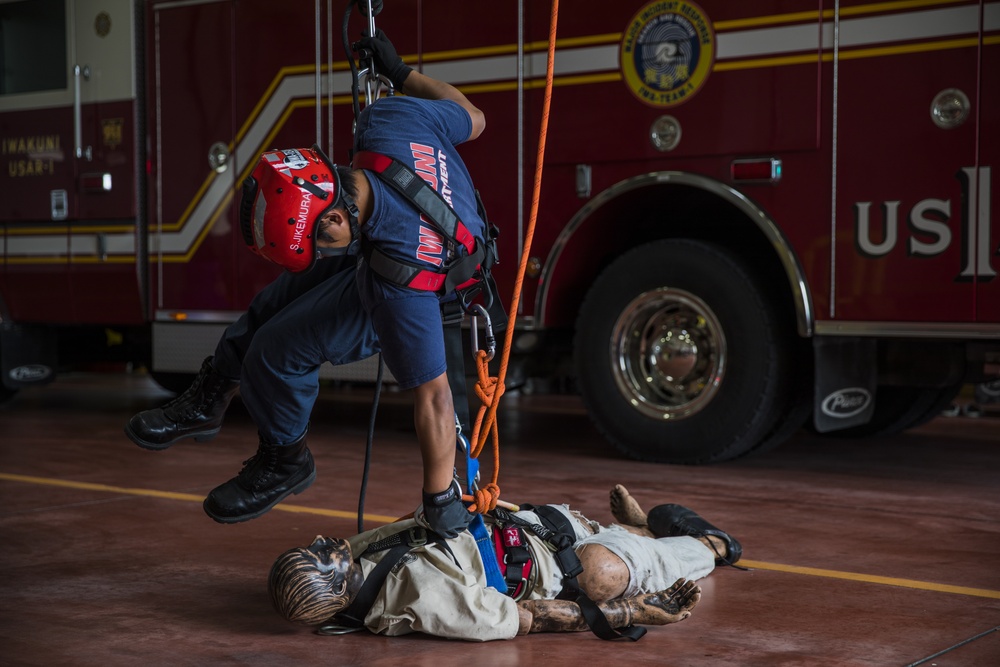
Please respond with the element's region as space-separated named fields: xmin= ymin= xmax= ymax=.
xmin=628 ymin=578 xmax=701 ymax=626
xmin=610 ymin=484 xmax=648 ymax=528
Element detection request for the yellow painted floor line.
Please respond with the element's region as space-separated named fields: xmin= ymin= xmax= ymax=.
xmin=0 ymin=472 xmax=400 ymax=525
xmin=739 ymin=559 xmax=1000 ymax=600
xmin=4 ymin=471 xmax=999 ymax=600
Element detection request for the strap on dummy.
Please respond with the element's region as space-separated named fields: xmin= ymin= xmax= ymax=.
xmin=499 ymin=505 xmax=647 ymax=641
xmin=326 ymin=527 xmax=451 ymax=631
xmin=458 ymin=425 xmax=507 ymax=593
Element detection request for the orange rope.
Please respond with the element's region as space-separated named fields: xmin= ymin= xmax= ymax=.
xmin=464 ymin=0 xmax=559 ymax=514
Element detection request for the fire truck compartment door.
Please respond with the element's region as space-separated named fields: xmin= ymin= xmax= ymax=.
xmin=150 ymin=0 xmax=240 ymax=313
xmin=0 ymin=0 xmax=76 ymax=226
xmin=832 ymin=3 xmax=985 ymax=324
xmin=67 ymin=0 xmax=143 ymax=325
xmin=69 ymin=0 xmax=137 ymax=222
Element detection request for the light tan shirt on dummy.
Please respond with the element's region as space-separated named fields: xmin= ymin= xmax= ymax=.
xmin=347 ymin=510 xmax=568 ymax=641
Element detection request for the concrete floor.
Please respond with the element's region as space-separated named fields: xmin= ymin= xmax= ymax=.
xmin=1 ymin=371 xmax=998 ymax=666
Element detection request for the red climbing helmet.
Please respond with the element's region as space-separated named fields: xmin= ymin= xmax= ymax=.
xmin=239 ymin=146 xmax=353 ymax=273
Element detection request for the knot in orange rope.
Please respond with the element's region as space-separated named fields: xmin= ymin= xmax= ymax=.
xmin=473 ymin=367 xmax=500 ymax=406
xmin=468 ymin=483 xmax=501 ymax=514
xmin=470 ymin=349 xmax=504 ymax=458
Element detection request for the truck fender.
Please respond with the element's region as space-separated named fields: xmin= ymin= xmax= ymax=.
xmin=535 ymin=171 xmax=814 ymax=337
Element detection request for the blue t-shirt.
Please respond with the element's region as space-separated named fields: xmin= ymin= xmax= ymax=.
xmin=355 ymin=95 xmax=485 ymax=270
xmin=352 ymin=95 xmax=485 ymax=389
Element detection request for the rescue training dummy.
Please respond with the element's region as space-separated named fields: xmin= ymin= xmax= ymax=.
xmin=123 ymin=29 xmax=492 ymax=538
xmin=268 ymin=485 xmax=742 ymax=641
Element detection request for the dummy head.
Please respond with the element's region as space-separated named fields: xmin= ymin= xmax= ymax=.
xmin=268 ymin=535 xmax=362 ymax=624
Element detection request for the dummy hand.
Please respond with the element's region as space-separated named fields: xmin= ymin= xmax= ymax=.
xmin=355 ymin=28 xmax=412 ymax=90
xmin=420 ymin=480 xmax=473 ymax=538
xmin=627 ymin=579 xmax=701 ymax=626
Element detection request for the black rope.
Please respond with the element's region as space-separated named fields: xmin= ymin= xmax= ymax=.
xmin=357 ymin=353 xmax=384 ymax=534
xmin=341 ymin=0 xmax=362 ymax=155
xmin=340 ymin=0 xmax=383 ymax=536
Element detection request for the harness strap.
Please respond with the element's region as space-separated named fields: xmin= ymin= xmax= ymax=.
xmin=575 ymin=594 xmax=647 ymax=642
xmin=352 ymin=150 xmax=477 ymax=255
xmin=458 ymin=425 xmax=508 ymax=594
xmin=333 ymin=540 xmax=413 ymax=629
xmin=493 ymin=524 xmax=533 ymax=600
xmin=362 ymin=239 xmax=484 ymax=294
xmin=470 ymin=513 xmax=508 ymax=593
xmin=528 ymin=505 xmax=584 ymax=591
xmin=353 ymin=149 xmax=490 ymax=295
xmin=332 ymin=526 xmax=451 ymax=630
xmin=501 ymin=505 xmax=648 ymax=641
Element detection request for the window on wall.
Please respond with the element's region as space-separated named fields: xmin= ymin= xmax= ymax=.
xmin=0 ymin=0 xmax=67 ymax=96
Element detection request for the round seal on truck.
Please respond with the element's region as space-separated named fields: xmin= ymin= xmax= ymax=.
xmin=620 ymin=0 xmax=715 ymax=108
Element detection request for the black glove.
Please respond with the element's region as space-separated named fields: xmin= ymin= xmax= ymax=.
xmin=421 ymin=480 xmax=473 ymax=538
xmin=355 ymin=28 xmax=412 ymax=90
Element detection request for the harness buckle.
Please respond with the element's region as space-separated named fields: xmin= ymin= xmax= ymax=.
xmin=407 ymin=527 xmax=428 ymax=547
xmin=508 ymin=576 xmax=529 ymax=600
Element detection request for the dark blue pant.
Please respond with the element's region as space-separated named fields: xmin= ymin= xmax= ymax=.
xmin=213 ymin=256 xmax=380 ymax=444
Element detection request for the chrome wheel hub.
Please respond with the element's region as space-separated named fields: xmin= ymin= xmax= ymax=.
xmin=610 ymin=287 xmax=726 ymax=419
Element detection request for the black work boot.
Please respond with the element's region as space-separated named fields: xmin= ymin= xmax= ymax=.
xmin=647 ymin=504 xmax=743 ymax=567
xmin=203 ymin=432 xmax=316 ymax=524
xmin=125 ymin=357 xmax=240 ymax=450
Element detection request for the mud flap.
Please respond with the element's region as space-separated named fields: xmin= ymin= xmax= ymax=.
xmin=812 ymin=336 xmax=877 ymax=433
xmin=1 ymin=324 xmax=57 ymax=390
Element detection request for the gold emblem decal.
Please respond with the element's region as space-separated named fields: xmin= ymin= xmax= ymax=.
xmin=95 ymin=11 xmax=112 ymax=38
xmin=620 ymin=1 xmax=715 ymax=108
xmin=102 ymin=118 xmax=124 ymax=150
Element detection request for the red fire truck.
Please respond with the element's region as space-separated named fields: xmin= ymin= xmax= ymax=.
xmin=1 ymin=0 xmax=997 ymax=463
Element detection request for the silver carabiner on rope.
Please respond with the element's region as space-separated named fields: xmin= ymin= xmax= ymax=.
xmin=355 ymin=0 xmax=394 ymax=106
xmin=468 ymin=303 xmax=496 ymax=362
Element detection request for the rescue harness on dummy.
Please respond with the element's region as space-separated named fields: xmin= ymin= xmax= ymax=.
xmin=319 ymin=500 xmax=647 ymax=642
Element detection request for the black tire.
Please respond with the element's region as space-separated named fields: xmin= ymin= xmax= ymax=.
xmin=750 ymin=380 xmax=812 ymax=455
xmin=0 ymin=385 xmax=18 ymax=406
xmin=0 ymin=345 xmax=19 ymax=405
xmin=575 ymin=239 xmax=794 ymax=464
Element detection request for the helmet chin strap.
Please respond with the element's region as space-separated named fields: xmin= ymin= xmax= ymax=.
xmin=316 ymin=192 xmax=361 ymax=258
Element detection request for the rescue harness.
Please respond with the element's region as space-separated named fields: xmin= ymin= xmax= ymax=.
xmin=351 ymin=150 xmax=498 ymax=297
xmin=351 ymin=148 xmax=507 ymax=445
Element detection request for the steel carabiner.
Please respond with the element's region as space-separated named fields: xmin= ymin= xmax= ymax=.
xmin=468 ymin=303 xmax=496 ymax=362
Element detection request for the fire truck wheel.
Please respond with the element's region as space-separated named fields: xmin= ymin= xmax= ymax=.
xmin=575 ymin=239 xmax=794 ymax=464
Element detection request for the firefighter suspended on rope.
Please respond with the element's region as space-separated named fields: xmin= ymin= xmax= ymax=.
xmin=123 ymin=2 xmax=505 ymax=539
